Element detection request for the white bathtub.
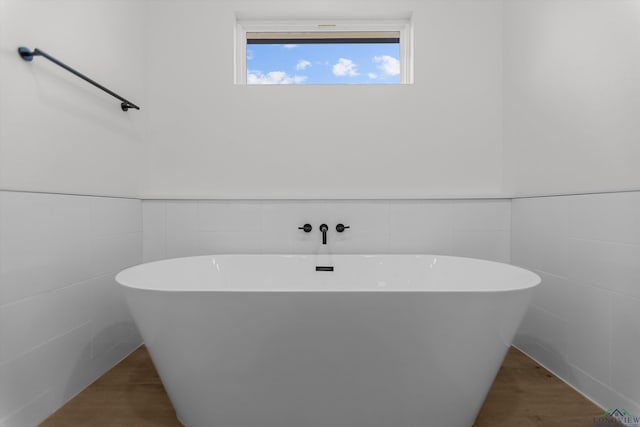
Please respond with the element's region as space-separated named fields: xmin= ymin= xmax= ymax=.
xmin=116 ymin=254 xmax=539 ymax=427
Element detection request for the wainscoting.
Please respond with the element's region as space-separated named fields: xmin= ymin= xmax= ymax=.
xmin=512 ymin=191 xmax=640 ymax=416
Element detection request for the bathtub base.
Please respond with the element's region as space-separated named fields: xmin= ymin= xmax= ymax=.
xmin=127 ymin=290 xmax=531 ymax=427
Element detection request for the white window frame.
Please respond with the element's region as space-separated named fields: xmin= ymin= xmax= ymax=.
xmin=235 ymin=19 xmax=414 ymax=85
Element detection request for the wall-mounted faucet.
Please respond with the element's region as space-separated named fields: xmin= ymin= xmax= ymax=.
xmin=298 ymin=223 xmax=350 ymax=245
xmin=319 ymin=224 xmax=329 ymax=245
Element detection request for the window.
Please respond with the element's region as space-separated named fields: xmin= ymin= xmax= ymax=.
xmin=235 ymin=20 xmax=413 ymax=85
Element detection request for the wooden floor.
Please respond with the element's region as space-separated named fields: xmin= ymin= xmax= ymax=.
xmin=41 ymin=346 xmax=611 ymax=427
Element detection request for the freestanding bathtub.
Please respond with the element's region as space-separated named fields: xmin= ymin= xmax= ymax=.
xmin=116 ymin=254 xmax=540 ymax=427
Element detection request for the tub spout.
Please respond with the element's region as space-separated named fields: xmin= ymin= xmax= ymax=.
xmin=319 ymin=224 xmax=328 ymax=245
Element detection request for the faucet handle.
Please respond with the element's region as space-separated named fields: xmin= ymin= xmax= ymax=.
xmin=298 ymin=224 xmax=312 ymax=233
xmin=336 ymin=224 xmax=350 ymax=232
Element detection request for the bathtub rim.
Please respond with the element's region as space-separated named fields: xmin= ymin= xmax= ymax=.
xmin=116 ymin=254 xmax=541 ymax=294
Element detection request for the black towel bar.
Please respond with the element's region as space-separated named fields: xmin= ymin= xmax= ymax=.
xmin=18 ymin=47 xmax=140 ymax=112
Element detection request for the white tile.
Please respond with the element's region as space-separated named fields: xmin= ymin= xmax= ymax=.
xmin=261 ymin=202 xmax=302 ymax=252
xmin=200 ymin=231 xmax=263 ymax=254
xmin=142 ymin=201 xmax=166 ymax=262
xmin=259 ymin=232 xmax=295 ymax=254
xmin=0 ymin=389 xmax=57 ymax=427
xmin=262 ymin=200 xmax=333 ymax=235
xmin=568 ymin=192 xmax=640 ymax=244
xmin=530 ymin=270 xmax=571 ymax=321
xmin=87 ymin=276 xmax=138 ymax=359
xmin=567 ymin=238 xmax=640 ymax=299
xmin=511 ymin=196 xmax=569 ymax=276
xmin=32 ymin=321 xmax=93 ymax=413
xmin=80 ymin=339 xmax=140 ymax=396
xmin=513 ymin=340 xmax=571 ymax=381
xmin=451 ymin=200 xmax=511 ymax=231
xmin=0 ymin=349 xmax=43 ymax=420
xmin=0 ymin=282 xmax=92 ymax=364
xmin=0 ymin=192 xmax=93 ymax=305
xmin=330 ymin=230 xmax=390 ymax=254
xmin=566 ymin=364 xmax=640 ymax=416
xmin=90 ymin=197 xmax=141 ymax=236
xmin=451 ymin=230 xmax=510 ymax=262
xmin=260 ymin=201 xmax=298 ymax=232
xmin=283 ymin=201 xmax=334 ymax=229
xmin=566 ymin=283 xmax=612 ymax=386
xmin=291 ymin=229 xmax=331 ymax=254
xmin=91 ymin=233 xmax=142 ymax=277
xmin=321 ymin=201 xmax=389 ymax=233
xmin=198 ymin=201 xmax=262 ymax=232
xmin=0 ymin=322 xmax=91 ymax=421
xmin=512 ymin=192 xmax=640 ymax=415
xmin=514 ymin=304 xmax=569 ymax=377
xmin=275 ymin=201 xmax=391 ymax=252
xmin=388 ymin=201 xmax=453 ymax=254
xmin=0 ymin=191 xmax=142 ymax=426
xmin=165 ymin=201 xmax=201 ymax=258
xmin=612 ymin=294 xmax=640 ymax=405
xmin=263 ymin=201 xmax=335 ymax=253
xmin=262 ymin=201 xmax=391 ymax=253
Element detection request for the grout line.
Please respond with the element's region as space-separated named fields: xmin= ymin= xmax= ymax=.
xmin=0 ymin=321 xmax=91 ymax=368
xmin=0 ymin=189 xmax=139 ymax=200
xmin=527 ymin=301 xmax=566 ymax=325
xmin=40 ymin=340 xmax=143 ymax=427
xmin=0 ymin=388 xmax=51 ymax=426
xmin=0 ymin=269 xmax=128 ymax=309
xmin=3 ymin=189 xmax=640 ymax=202
xmin=568 ymin=236 xmax=640 ymax=247
xmin=524 ymin=264 xmax=640 ymax=301
xmin=512 ymin=188 xmax=640 ymax=199
xmin=608 ymin=294 xmax=613 ymax=389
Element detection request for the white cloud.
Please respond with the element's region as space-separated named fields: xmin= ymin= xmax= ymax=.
xmin=247 ymin=70 xmax=307 ymax=85
xmin=373 ymin=55 xmax=400 ymax=76
xmin=247 ymin=49 xmax=254 ymax=60
xmin=283 ymin=44 xmax=298 ymax=49
xmin=332 ymin=58 xmax=359 ymax=77
xmin=296 ymin=60 xmax=312 ymax=71
xmin=368 ymin=72 xmax=378 ymax=79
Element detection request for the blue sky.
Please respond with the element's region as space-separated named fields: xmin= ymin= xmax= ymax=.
xmin=247 ymin=43 xmax=401 ymax=85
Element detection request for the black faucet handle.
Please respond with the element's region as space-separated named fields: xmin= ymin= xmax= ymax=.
xmin=298 ymin=224 xmax=313 ymax=233
xmin=336 ymin=224 xmax=350 ymax=232
xmin=298 ymin=224 xmax=312 ymax=233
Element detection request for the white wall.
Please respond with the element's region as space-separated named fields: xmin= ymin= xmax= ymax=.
xmin=0 ymin=1 xmax=146 ymax=425
xmin=503 ymin=0 xmax=640 ymax=196
xmin=504 ymin=1 xmax=640 ymax=415
xmin=512 ymin=191 xmax=640 ymax=416
xmin=5 ymin=0 xmax=638 ymax=200
xmin=0 ymin=191 xmax=142 ymax=427
xmin=142 ymin=199 xmax=511 ymax=262
xmin=142 ymin=0 xmax=504 ymax=199
xmin=0 ymin=0 xmax=146 ymax=198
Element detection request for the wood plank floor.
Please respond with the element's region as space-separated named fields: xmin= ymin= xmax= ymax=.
xmin=41 ymin=346 xmax=612 ymax=427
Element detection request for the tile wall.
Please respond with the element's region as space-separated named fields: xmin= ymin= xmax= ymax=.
xmin=512 ymin=191 xmax=640 ymax=415
xmin=13 ymin=192 xmax=640 ymax=425
xmin=142 ymin=199 xmax=512 ymax=262
xmin=0 ymin=191 xmax=142 ymax=427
